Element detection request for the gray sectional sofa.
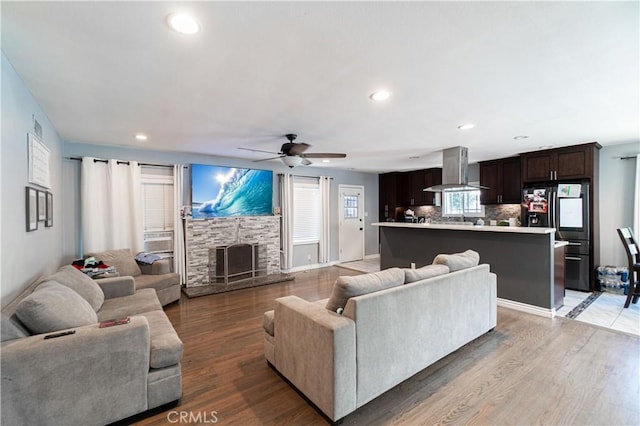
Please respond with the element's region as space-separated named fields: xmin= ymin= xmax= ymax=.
xmin=263 ymin=252 xmax=497 ymax=422
xmin=1 ymin=265 xmax=183 ymax=425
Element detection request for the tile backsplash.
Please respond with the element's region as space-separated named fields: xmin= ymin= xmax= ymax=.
xmin=407 ymin=204 xmax=522 ymax=225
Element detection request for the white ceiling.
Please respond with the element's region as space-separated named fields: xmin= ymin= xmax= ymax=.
xmin=2 ymin=1 xmax=638 ymax=172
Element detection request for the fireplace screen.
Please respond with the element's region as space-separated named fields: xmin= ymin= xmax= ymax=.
xmin=209 ymin=243 xmax=267 ymax=284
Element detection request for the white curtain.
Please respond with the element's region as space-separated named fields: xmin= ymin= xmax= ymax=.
xmin=319 ymin=176 xmax=331 ymax=264
xmin=173 ymin=164 xmax=187 ymax=285
xmin=81 ymin=157 xmax=142 ymax=253
xmin=280 ymin=173 xmax=294 ymax=271
xmin=634 ymin=154 xmax=640 ymax=240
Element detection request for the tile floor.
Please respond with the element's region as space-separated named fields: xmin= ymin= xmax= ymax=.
xmin=556 ymin=289 xmax=640 ymax=337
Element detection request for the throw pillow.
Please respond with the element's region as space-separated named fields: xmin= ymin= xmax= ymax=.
xmin=404 ymin=264 xmax=450 ymax=284
xmin=46 ymin=265 xmax=105 ymax=312
xmin=15 ymin=281 xmax=98 ymax=334
xmin=325 ymin=268 xmax=405 ymax=312
xmin=90 ymin=249 xmax=142 ymax=277
xmin=432 ymin=249 xmax=480 ymax=272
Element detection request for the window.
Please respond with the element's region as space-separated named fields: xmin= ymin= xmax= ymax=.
xmin=343 ymin=195 xmax=358 ymax=219
xmin=442 ymin=182 xmax=485 ymax=217
xmin=141 ymin=166 xmax=174 ymax=253
xmin=293 ymin=177 xmax=321 ymax=244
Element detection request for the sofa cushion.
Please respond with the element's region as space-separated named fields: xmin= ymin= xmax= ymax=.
xmin=432 ymin=249 xmax=480 ymax=272
xmin=135 ymin=273 xmax=180 ymax=292
xmin=263 ymin=310 xmax=275 ymax=336
xmin=91 ymin=249 xmax=142 ymax=277
xmin=325 ymin=268 xmax=405 ymax=312
xmin=46 ymin=265 xmax=105 ymax=311
xmin=404 ymin=264 xmax=450 ymax=284
xmin=137 ymin=310 xmax=183 ymax=368
xmin=97 ymin=288 xmax=163 ymax=321
xmin=15 ymin=281 xmax=98 ymax=334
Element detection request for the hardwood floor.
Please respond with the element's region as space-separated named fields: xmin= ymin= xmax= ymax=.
xmin=135 ymin=267 xmax=640 ymax=426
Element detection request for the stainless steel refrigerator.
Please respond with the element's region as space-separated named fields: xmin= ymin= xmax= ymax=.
xmin=522 ymin=182 xmax=590 ymax=291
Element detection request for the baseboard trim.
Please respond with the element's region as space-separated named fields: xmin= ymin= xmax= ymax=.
xmin=363 ymin=253 xmax=380 ymax=260
xmin=284 ymin=261 xmax=340 ymax=274
xmin=497 ymin=298 xmax=556 ymax=318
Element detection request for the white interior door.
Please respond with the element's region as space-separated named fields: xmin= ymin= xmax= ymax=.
xmin=339 ymin=185 xmax=365 ymax=262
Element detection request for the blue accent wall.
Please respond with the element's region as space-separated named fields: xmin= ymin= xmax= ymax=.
xmin=1 ymin=52 xmax=64 ymax=306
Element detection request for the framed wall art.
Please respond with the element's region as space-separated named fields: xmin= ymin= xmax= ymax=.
xmin=28 ymin=133 xmax=51 ymax=189
xmin=37 ymin=190 xmax=46 ymax=221
xmin=45 ymin=191 xmax=53 ymax=227
xmin=26 ymin=187 xmax=38 ymax=232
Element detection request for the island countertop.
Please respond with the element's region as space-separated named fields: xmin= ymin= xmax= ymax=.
xmin=372 ymin=222 xmax=555 ymax=235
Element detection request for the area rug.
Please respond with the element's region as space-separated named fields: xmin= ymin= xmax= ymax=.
xmin=182 ymin=273 xmax=295 ymax=298
xmin=565 ymin=292 xmax=603 ymax=319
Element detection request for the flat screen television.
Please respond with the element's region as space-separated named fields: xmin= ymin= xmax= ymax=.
xmin=191 ymin=164 xmax=273 ymax=218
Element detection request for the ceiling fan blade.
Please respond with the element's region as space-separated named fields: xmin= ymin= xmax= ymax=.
xmin=299 ymin=153 xmax=347 ymax=159
xmin=238 ymin=147 xmax=280 ymax=155
xmin=287 ymin=143 xmax=310 ymax=156
xmin=252 ymin=156 xmax=283 ymax=163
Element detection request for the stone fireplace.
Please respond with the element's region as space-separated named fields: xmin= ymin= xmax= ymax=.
xmin=185 ymin=216 xmax=282 ymax=289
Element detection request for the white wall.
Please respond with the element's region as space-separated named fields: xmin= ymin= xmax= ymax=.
xmin=62 ymin=142 xmax=379 ymax=268
xmin=598 ymin=142 xmax=639 ymax=266
xmin=1 ymin=53 xmax=64 ymax=306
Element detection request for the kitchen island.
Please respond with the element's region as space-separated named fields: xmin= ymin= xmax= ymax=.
xmin=373 ymin=222 xmax=561 ymax=316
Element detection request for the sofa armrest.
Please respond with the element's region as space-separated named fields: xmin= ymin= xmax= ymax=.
xmin=139 ymin=259 xmax=170 ymax=275
xmin=274 ymin=296 xmax=356 ymax=421
xmin=1 ymin=316 xmax=151 ymax=425
xmin=95 ymin=276 xmax=136 ymax=299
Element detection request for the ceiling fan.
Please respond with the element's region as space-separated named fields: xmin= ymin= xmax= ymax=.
xmin=238 ymin=134 xmax=347 ymax=168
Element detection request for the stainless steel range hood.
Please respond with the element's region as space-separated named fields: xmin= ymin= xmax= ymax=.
xmin=423 ymin=146 xmax=487 ymax=192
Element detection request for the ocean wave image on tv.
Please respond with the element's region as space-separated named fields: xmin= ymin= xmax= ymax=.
xmin=191 ymin=164 xmax=273 ymax=218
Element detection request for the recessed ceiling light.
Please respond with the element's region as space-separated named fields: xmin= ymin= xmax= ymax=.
xmin=457 ymin=123 xmax=476 ymax=130
xmin=167 ymin=13 xmax=201 ymax=35
xmin=322 ymin=159 xmax=330 ymax=163
xmin=135 ymin=133 xmax=148 ymax=141
xmin=538 ymin=145 xmax=553 ymax=150
xmin=513 ymin=135 xmax=529 ymax=140
xmin=369 ymin=90 xmax=391 ymax=102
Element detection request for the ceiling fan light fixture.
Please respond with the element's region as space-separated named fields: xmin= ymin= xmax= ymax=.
xmin=369 ymin=90 xmax=391 ymax=102
xmin=281 ymin=156 xmax=303 ymax=168
xmin=457 ymin=123 xmax=476 ymax=130
xmin=167 ymin=13 xmax=201 ymax=35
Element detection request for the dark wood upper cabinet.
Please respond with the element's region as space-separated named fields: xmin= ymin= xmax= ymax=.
xmin=378 ymin=172 xmax=398 ymax=221
xmin=397 ymin=169 xmax=429 ymax=207
xmin=479 ymin=157 xmax=521 ymax=204
xmin=521 ymin=142 xmax=601 ymax=183
xmin=423 ymin=168 xmax=442 ymax=205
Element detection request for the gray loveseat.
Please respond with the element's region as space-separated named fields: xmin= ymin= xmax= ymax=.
xmin=1 ymin=265 xmax=183 ymax=425
xmin=263 ymin=253 xmax=497 ymax=422
xmin=88 ymin=248 xmax=181 ymax=306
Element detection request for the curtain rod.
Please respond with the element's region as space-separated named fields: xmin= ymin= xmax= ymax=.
xmin=621 ymin=155 xmax=638 ymax=160
xmin=66 ymin=156 xmax=175 ymax=168
xmin=277 ymin=173 xmax=333 ymax=179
